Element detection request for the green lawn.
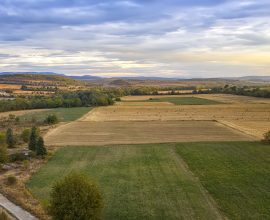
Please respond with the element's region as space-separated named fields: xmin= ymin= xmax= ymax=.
xmin=19 ymin=107 xmax=92 ymax=122
xmin=176 ymin=142 xmax=270 ymax=220
xmin=148 ymin=97 xmax=221 ymax=105
xmin=27 ymin=142 xmax=270 ymax=219
xmin=27 ymin=144 xmax=222 ymax=220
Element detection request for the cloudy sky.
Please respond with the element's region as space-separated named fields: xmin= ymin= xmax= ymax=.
xmin=0 ymin=0 xmax=270 ymax=78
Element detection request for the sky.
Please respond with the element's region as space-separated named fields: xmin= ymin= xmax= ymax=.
xmin=0 ymin=0 xmax=270 ymax=78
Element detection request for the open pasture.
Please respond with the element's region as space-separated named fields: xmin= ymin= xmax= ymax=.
xmin=176 ymin=142 xmax=270 ymax=220
xmin=19 ymin=107 xmax=92 ymax=123
xmin=27 ymin=144 xmax=223 ymax=220
xmin=27 ymin=142 xmax=270 ymax=220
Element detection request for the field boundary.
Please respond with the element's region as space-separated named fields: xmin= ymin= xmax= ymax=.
xmin=169 ymin=147 xmax=226 ymax=220
xmin=216 ymin=120 xmax=260 ymax=140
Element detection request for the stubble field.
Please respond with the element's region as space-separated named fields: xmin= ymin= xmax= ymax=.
xmin=45 ymin=94 xmax=269 ymax=146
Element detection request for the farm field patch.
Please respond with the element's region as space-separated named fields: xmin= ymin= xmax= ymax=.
xmin=176 ymin=141 xmax=270 ymax=220
xmin=19 ymin=107 xmax=92 ymax=122
xmin=45 ymin=120 xmax=251 ymax=146
xmin=86 ymin=95 xmax=270 ymax=139
xmin=0 ymin=109 xmax=47 ymax=118
xmin=125 ymin=97 xmax=222 ymax=105
xmin=27 ymin=144 xmax=223 ymax=220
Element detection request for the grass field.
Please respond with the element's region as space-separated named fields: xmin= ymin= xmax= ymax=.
xmin=27 ymin=142 xmax=270 ymax=219
xmin=176 ymin=142 xmax=270 ymax=220
xmin=19 ymin=107 xmax=92 ymax=122
xmin=27 ymin=144 xmax=222 ymax=220
xmin=148 ymin=97 xmax=222 ymax=105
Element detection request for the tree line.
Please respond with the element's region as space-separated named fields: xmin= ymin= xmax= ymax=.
xmin=0 ymin=90 xmax=114 ymax=112
xmin=195 ymin=85 xmax=270 ymax=98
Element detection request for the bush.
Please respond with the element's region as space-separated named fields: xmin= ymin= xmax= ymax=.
xmin=115 ymin=97 xmax=121 ymax=101
xmin=262 ymin=131 xmax=270 ymax=144
xmin=49 ymin=172 xmax=103 ymax=220
xmin=23 ymin=160 xmax=30 ymax=170
xmin=6 ymin=175 xmax=17 ymax=185
xmin=0 ymin=145 xmax=8 ymax=164
xmin=9 ymin=152 xmax=28 ymax=162
xmin=0 ymin=132 xmax=5 ymax=145
xmin=21 ymin=129 xmax=31 ymax=143
xmin=44 ymin=114 xmax=59 ymax=125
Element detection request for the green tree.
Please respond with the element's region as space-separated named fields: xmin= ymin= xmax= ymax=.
xmin=50 ymin=172 xmax=103 ymax=220
xmin=21 ymin=129 xmax=31 ymax=143
xmin=6 ymin=128 xmax=15 ymax=148
xmin=36 ymin=137 xmax=47 ymax=157
xmin=28 ymin=127 xmax=38 ymax=151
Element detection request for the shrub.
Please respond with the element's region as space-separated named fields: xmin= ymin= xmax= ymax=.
xmin=115 ymin=97 xmax=121 ymax=101
xmin=49 ymin=172 xmax=103 ymax=220
xmin=23 ymin=160 xmax=30 ymax=170
xmin=0 ymin=132 xmax=5 ymax=145
xmin=21 ymin=129 xmax=31 ymax=143
xmin=6 ymin=128 xmax=16 ymax=148
xmin=0 ymin=145 xmax=8 ymax=164
xmin=44 ymin=114 xmax=59 ymax=125
xmin=6 ymin=175 xmax=17 ymax=185
xmin=9 ymin=152 xmax=28 ymax=162
xmin=262 ymin=131 xmax=270 ymax=144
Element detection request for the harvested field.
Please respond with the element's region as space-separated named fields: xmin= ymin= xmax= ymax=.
xmin=45 ymin=120 xmax=252 ymax=146
xmin=45 ymin=94 xmax=270 ymax=145
xmin=122 ymin=94 xmax=270 ymax=104
xmin=0 ymin=83 xmax=21 ymax=90
xmin=124 ymin=97 xmax=222 ymax=105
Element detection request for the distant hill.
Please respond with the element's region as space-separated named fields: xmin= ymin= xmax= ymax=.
xmin=109 ymin=79 xmax=131 ymax=87
xmin=68 ymin=75 xmax=102 ymax=81
xmin=236 ymin=76 xmax=270 ymax=82
xmin=0 ymin=72 xmax=59 ymax=76
xmin=1 ymin=72 xmax=269 ymax=83
xmin=0 ymin=73 xmax=83 ymax=86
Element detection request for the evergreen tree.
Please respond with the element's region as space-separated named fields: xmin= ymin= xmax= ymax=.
xmin=6 ymin=128 xmax=15 ymax=148
xmin=28 ymin=127 xmax=38 ymax=151
xmin=36 ymin=137 xmax=47 ymax=157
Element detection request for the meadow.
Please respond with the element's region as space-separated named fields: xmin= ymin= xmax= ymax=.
xmin=27 ymin=144 xmax=223 ymax=220
xmin=27 ymin=142 xmax=270 ymax=220
xmin=19 ymin=107 xmax=92 ymax=122
xmin=176 ymin=142 xmax=270 ymax=219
